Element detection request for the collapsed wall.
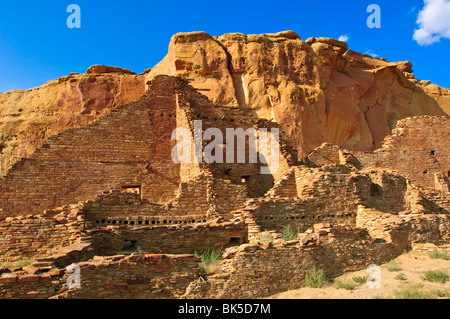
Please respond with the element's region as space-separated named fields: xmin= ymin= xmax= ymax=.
xmin=355 ymin=116 xmax=450 ymax=191
xmin=184 ymin=212 xmax=450 ymax=299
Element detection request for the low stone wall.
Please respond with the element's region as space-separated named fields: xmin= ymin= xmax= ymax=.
xmin=0 ymin=208 xmax=87 ymax=263
xmin=90 ymin=219 xmax=247 ymax=255
xmin=0 ymin=253 xmax=201 ymax=299
xmin=247 ymin=197 xmax=357 ymax=233
xmin=184 ymin=212 xmax=450 ymax=299
xmin=58 ymin=254 xmax=201 ymax=299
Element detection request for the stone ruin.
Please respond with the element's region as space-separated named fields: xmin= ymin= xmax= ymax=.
xmin=0 ymin=34 xmax=449 ymax=299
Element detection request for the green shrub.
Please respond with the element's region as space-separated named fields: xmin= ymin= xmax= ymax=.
xmin=194 ymin=248 xmax=223 ymax=274
xmin=1 ymin=259 xmax=35 ymax=269
xmin=393 ymin=285 xmax=436 ymax=299
xmin=394 ymin=273 xmax=407 ymax=281
xmin=259 ymin=232 xmax=274 ymax=243
xmin=352 ymin=275 xmax=368 ymax=284
xmin=385 ymin=262 xmax=402 ymax=272
xmin=281 ymin=225 xmax=298 ymax=241
xmin=334 ymin=279 xmax=356 ymax=290
xmin=421 ymin=270 xmax=449 ymax=284
xmin=305 ymin=266 xmax=332 ymax=288
xmin=431 ymin=289 xmax=450 ymax=299
xmin=427 ymin=250 xmax=450 ymax=260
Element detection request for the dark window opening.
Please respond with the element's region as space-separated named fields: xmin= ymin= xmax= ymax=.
xmin=241 ymin=176 xmax=250 ymax=184
xmin=423 ymin=170 xmax=429 ymax=175
xmin=430 ymin=150 xmax=436 ymax=156
xmin=370 ymin=183 xmax=384 ymax=196
xmin=229 ymin=237 xmax=243 ymax=245
xmin=447 ymin=171 xmax=450 ymax=178
xmin=122 ymin=240 xmax=137 ymax=251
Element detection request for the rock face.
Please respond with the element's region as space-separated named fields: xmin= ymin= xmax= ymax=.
xmin=0 ymin=71 xmax=145 ymax=176
xmin=147 ymin=31 xmax=450 ymax=158
xmin=86 ymin=65 xmax=137 ymax=75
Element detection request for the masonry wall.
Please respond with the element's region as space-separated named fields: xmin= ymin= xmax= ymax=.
xmin=0 ymin=76 xmax=182 ymax=217
xmin=90 ymin=220 xmax=246 ymax=256
xmin=82 ymin=173 xmax=247 ymax=223
xmin=175 ymin=81 xmax=294 ymax=197
xmin=0 ymin=208 xmax=87 ymax=263
xmin=248 ymin=197 xmax=357 ymax=233
xmin=0 ymin=254 xmax=201 ymax=299
xmin=356 ymin=116 xmax=450 ymax=191
xmin=185 ymin=213 xmax=450 ymax=299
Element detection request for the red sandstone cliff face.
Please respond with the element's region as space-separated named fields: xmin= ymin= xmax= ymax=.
xmin=0 ymin=71 xmax=146 ymax=176
xmin=147 ymin=31 xmax=450 ymax=158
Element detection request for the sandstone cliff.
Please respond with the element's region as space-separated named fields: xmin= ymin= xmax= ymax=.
xmin=0 ymin=71 xmax=145 ymax=176
xmin=147 ymin=31 xmax=450 ymax=158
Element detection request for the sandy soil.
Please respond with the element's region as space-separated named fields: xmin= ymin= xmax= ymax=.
xmin=269 ymin=248 xmax=449 ymax=299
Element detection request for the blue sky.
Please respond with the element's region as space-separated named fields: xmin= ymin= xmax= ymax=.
xmin=0 ymin=0 xmax=449 ymax=93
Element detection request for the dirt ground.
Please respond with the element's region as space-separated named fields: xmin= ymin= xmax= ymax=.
xmin=269 ymin=247 xmax=450 ymax=299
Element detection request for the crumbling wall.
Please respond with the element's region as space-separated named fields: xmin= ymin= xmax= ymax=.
xmin=90 ymin=219 xmax=246 ymax=256
xmin=245 ymin=198 xmax=357 ymax=233
xmin=184 ymin=213 xmax=450 ymax=299
xmin=356 ymin=116 xmax=450 ymax=191
xmin=83 ymin=173 xmax=247 ymax=224
xmin=0 ymin=76 xmax=182 ymax=217
xmin=175 ymin=80 xmax=295 ymax=197
xmin=0 ymin=254 xmax=201 ymax=299
xmin=0 ymin=208 xmax=87 ymax=263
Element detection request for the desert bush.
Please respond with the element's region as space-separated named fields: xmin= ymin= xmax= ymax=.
xmin=393 ymin=284 xmax=436 ymax=299
xmin=394 ymin=273 xmax=407 ymax=281
xmin=259 ymin=232 xmax=274 ymax=243
xmin=352 ymin=275 xmax=368 ymax=284
xmin=427 ymin=250 xmax=450 ymax=260
xmin=334 ymin=279 xmax=356 ymax=290
xmin=194 ymin=248 xmax=223 ymax=274
xmin=385 ymin=262 xmax=402 ymax=272
xmin=421 ymin=270 xmax=449 ymax=284
xmin=281 ymin=224 xmax=298 ymax=241
xmin=305 ymin=266 xmax=332 ymax=288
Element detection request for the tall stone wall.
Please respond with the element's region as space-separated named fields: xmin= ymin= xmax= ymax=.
xmin=356 ymin=116 xmax=450 ymax=191
xmin=174 ymin=80 xmax=295 ymax=197
xmin=0 ymin=76 xmax=181 ymax=217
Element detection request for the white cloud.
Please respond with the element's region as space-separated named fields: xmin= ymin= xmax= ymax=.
xmin=364 ymin=49 xmax=379 ymax=58
xmin=338 ymin=34 xmax=349 ymax=42
xmin=413 ymin=0 xmax=450 ymax=46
